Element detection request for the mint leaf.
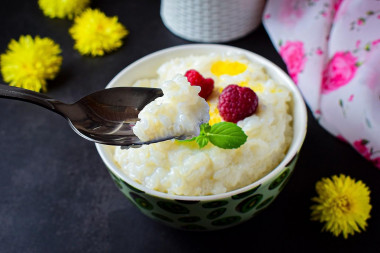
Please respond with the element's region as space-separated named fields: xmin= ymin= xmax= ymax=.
xmin=200 ymin=123 xmax=211 ymax=133
xmin=195 ymin=123 xmax=210 ymax=148
xmin=196 ymin=135 xmax=209 ymax=148
xmin=207 ymin=122 xmax=247 ymax=149
xmin=176 ymin=122 xmax=247 ymax=149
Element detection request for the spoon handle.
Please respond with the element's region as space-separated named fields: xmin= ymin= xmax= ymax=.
xmin=0 ymin=84 xmax=65 ymax=115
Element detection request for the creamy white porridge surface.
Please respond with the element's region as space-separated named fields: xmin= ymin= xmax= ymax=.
xmin=114 ymin=53 xmax=293 ymax=196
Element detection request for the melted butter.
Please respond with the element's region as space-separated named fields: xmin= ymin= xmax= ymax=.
xmin=238 ymin=81 xmax=264 ymax=93
xmin=208 ymin=103 xmax=223 ymax=125
xmin=211 ymin=60 xmax=247 ymax=76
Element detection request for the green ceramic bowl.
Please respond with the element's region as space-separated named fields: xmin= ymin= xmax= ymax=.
xmin=95 ymin=44 xmax=307 ymax=231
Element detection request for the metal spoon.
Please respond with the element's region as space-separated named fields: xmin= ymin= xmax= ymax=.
xmin=0 ymin=84 xmax=180 ymax=147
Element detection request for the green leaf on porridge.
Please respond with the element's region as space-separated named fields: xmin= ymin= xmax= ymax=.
xmin=196 ymin=135 xmax=209 ymax=148
xmin=207 ymin=122 xmax=248 ymax=149
xmin=200 ymin=123 xmax=211 ymax=133
xmin=195 ymin=123 xmax=210 ymax=148
xmin=178 ymin=122 xmax=247 ymax=149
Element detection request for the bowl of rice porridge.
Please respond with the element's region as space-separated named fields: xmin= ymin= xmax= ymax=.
xmin=96 ymin=44 xmax=307 ymax=230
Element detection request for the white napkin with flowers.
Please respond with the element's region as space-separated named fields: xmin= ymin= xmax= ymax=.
xmin=263 ymin=0 xmax=380 ymax=168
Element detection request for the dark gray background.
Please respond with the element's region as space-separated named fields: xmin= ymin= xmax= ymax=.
xmin=0 ymin=0 xmax=379 ymax=252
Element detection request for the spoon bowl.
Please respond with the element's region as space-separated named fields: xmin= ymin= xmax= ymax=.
xmin=0 ymin=84 xmax=174 ymax=146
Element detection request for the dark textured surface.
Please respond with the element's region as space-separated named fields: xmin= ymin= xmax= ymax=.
xmin=0 ymin=1 xmax=379 ymax=252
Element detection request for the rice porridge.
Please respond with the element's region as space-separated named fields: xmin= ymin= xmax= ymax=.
xmin=133 ymin=74 xmax=210 ymax=142
xmin=113 ymin=53 xmax=293 ymax=196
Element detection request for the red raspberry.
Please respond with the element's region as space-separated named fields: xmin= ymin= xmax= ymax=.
xmin=185 ymin=69 xmax=214 ymax=99
xmin=217 ymin=84 xmax=259 ymax=123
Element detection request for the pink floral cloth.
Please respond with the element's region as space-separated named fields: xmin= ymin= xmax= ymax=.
xmin=263 ymin=0 xmax=380 ymax=169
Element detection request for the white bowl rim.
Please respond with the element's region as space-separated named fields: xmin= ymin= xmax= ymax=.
xmin=95 ymin=44 xmax=307 ymax=201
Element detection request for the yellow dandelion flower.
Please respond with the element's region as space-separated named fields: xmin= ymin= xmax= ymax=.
xmin=69 ymin=9 xmax=128 ymax=56
xmin=0 ymin=35 xmax=62 ymax=92
xmin=310 ymin=174 xmax=372 ymax=239
xmin=38 ymin=0 xmax=90 ymax=19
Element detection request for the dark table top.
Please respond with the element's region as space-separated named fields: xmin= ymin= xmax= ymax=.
xmin=0 ymin=1 xmax=379 ymax=252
